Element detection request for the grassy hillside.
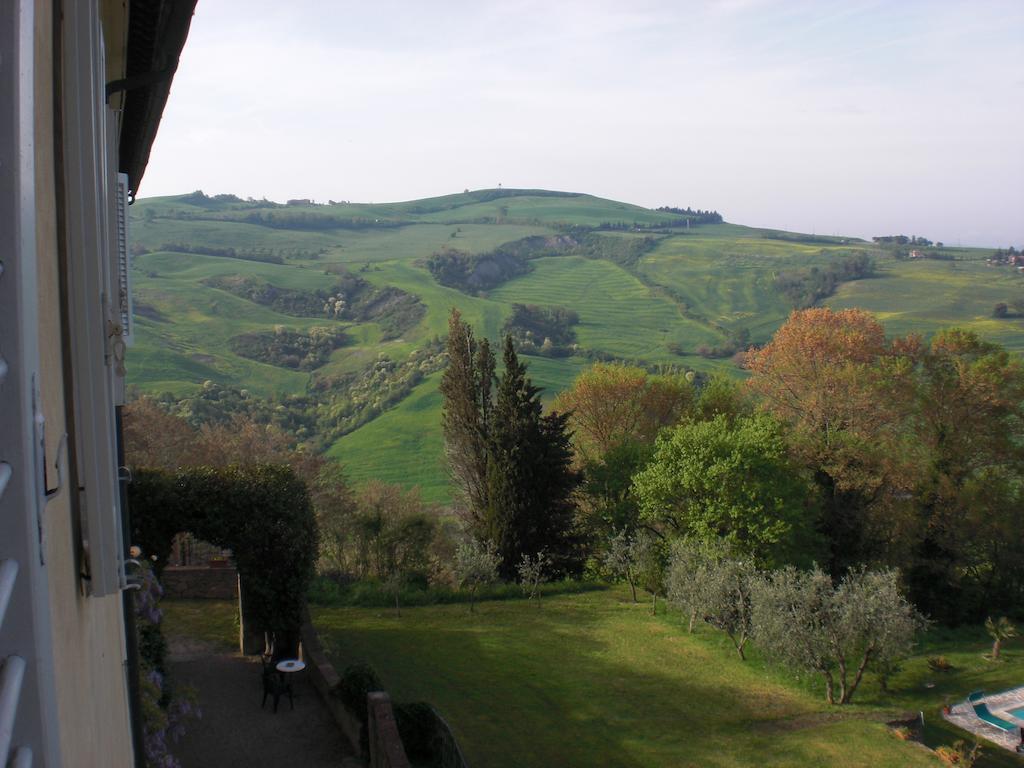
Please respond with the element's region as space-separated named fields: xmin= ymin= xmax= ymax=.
xmin=127 ymin=189 xmax=1022 ymax=501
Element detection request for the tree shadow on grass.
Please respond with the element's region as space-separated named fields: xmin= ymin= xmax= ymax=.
xmin=312 ymin=595 xmax=935 ymax=768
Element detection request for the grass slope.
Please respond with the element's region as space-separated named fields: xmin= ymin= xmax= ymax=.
xmin=311 ymin=587 xmax=965 ymax=768
xmin=128 ymin=189 xmax=1020 ymax=500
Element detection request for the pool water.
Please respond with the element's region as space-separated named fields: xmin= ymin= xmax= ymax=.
xmin=1008 ymin=706 xmax=1024 ymax=720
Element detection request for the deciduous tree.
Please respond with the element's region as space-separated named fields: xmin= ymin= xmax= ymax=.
xmin=633 ymin=413 xmax=816 ymax=565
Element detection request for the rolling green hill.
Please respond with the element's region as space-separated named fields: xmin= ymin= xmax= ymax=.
xmin=127 ymin=189 xmax=1022 ymax=502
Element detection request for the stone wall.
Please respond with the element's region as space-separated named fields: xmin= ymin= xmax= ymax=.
xmin=162 ymin=565 xmax=239 ymax=600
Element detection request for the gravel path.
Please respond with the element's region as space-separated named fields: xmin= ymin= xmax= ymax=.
xmin=169 ymin=649 xmax=359 ymax=768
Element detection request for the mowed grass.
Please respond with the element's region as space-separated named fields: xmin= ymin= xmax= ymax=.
xmin=827 ymin=259 xmax=1024 ymax=354
xmin=638 ymin=236 xmax=879 ymax=342
xmin=490 ymin=256 xmax=723 ymax=360
xmin=328 ymin=372 xmax=450 ymax=503
xmin=161 ymin=599 xmax=238 ymax=653
xmin=312 ymin=587 xmax=945 ymax=768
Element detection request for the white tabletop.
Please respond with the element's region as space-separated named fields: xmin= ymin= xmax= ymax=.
xmin=275 ymin=659 xmax=306 ymax=673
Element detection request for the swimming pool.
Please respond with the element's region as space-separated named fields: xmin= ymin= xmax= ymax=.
xmin=1008 ymin=706 xmax=1024 ymax=721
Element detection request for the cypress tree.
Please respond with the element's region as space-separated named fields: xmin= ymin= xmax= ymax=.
xmin=440 ymin=309 xmax=494 ymax=527
xmin=485 ymin=336 xmax=580 ymax=578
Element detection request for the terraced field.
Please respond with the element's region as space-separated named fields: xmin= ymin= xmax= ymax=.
xmin=127 ymin=188 xmax=1022 ymax=502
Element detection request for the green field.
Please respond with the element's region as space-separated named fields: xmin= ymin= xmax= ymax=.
xmin=128 ymin=189 xmax=1023 ymax=500
xmin=309 ymin=587 xmax=1024 ymax=768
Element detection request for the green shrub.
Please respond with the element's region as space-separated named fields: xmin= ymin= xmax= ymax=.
xmin=308 ymin=576 xmax=605 ymax=608
xmin=393 ymin=701 xmax=437 ymax=762
xmin=336 ymin=662 xmax=384 ymax=724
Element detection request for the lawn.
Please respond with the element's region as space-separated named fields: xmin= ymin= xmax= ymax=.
xmin=310 ymin=586 xmax=1022 ymax=767
xmin=161 ymin=599 xmax=238 ymax=653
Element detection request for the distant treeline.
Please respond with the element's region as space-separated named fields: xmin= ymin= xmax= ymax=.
xmin=763 ymin=232 xmax=858 ymax=245
xmin=872 ymin=234 xmax=936 ymax=247
xmin=148 ymin=208 xmax=404 ymax=231
xmin=145 ymin=242 xmax=285 ymax=264
xmin=654 ymin=206 xmax=723 ymax=224
xmin=774 ymin=253 xmax=875 ymax=308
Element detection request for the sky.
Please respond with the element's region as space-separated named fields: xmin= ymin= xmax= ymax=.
xmin=141 ymin=0 xmax=1024 ymax=247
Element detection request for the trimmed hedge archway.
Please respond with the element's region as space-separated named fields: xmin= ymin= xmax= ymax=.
xmin=128 ymin=465 xmax=319 ymax=639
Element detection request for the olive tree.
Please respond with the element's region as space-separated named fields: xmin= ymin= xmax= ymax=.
xmin=517 ymin=550 xmax=550 ymax=605
xmin=454 ymin=539 xmax=500 ymax=613
xmin=752 ymin=566 xmax=924 ymax=704
xmin=667 ymin=539 xmax=757 ymax=658
xmin=604 ymin=530 xmax=665 ymax=612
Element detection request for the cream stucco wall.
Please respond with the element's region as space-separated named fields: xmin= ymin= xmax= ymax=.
xmin=34 ymin=0 xmax=135 ymax=764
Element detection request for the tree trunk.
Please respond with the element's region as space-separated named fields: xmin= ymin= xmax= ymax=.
xmin=841 ymin=646 xmax=874 ymax=704
xmin=628 ymin=577 xmax=638 ymax=603
xmin=836 ymin=653 xmax=848 ymax=704
xmin=992 ymin=638 xmax=1001 ymax=660
xmin=688 ymin=609 xmax=698 ymax=633
xmin=735 ymin=639 xmax=746 ymax=661
xmin=823 ymin=670 xmax=835 ymax=705
xmin=651 ymin=592 xmax=657 ymax=616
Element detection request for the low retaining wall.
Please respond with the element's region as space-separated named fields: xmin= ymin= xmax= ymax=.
xmin=368 ymin=692 xmax=410 ymax=768
xmin=300 ymin=608 xmax=409 ymax=767
xmin=162 ymin=565 xmax=238 ymax=600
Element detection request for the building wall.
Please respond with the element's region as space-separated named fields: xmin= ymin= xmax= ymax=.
xmin=33 ymin=0 xmax=135 ymax=763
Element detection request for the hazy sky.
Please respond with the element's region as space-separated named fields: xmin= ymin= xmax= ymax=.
xmin=141 ymin=0 xmax=1023 ymax=247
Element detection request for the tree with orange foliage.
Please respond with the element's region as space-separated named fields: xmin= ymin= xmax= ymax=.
xmin=745 ymin=309 xmax=916 ymax=574
xmin=554 ymin=364 xmax=694 ymax=538
xmin=553 ymin=363 xmax=693 ymax=462
xmin=122 ymin=398 xmax=355 ymax=567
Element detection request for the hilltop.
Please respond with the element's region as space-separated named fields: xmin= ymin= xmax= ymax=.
xmin=127 ymin=188 xmax=1023 ymax=501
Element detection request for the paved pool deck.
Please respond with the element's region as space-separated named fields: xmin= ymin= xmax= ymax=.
xmin=943 ymin=685 xmax=1024 ymax=753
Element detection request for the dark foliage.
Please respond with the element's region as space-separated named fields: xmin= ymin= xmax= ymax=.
xmin=156 ymin=241 xmax=284 ymax=264
xmin=774 ymin=252 xmax=875 ymax=308
xmin=503 ymin=303 xmax=579 ymax=356
xmin=654 ymin=206 xmax=723 ymax=224
xmin=204 ymin=275 xmax=335 ymax=317
xmin=392 ymin=702 xmax=437 ymax=762
xmin=205 ymin=272 xmax=424 ymax=340
xmin=128 ymin=465 xmax=319 ymax=635
xmin=872 ymin=234 xmax=933 ymax=246
xmin=576 ymin=233 xmax=658 ymax=268
xmin=335 ymin=662 xmax=384 ymax=725
xmin=696 ymin=327 xmax=751 ymax=359
xmin=483 ymin=337 xmax=582 ymax=578
xmin=229 ymin=327 xmax=348 ymax=370
xmin=425 ymin=235 xmax=578 ymax=293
